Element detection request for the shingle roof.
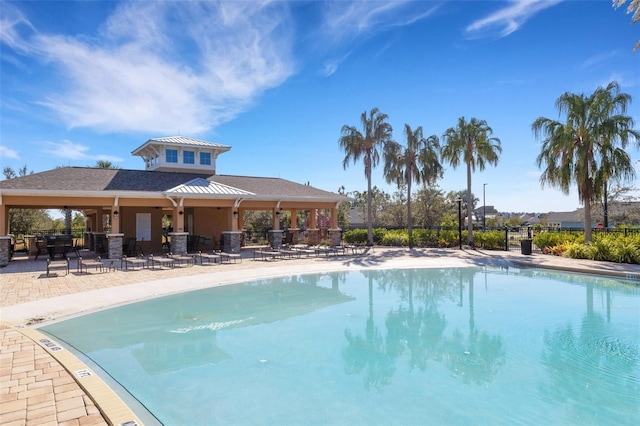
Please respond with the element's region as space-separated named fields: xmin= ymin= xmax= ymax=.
xmin=0 ymin=167 xmax=349 ymax=202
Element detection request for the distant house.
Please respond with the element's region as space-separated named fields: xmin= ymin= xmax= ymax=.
xmin=347 ymin=207 xmax=366 ymax=229
xmin=519 ymin=214 xmax=541 ymax=227
xmin=474 ymin=205 xmax=502 ymax=227
xmin=544 ymin=211 xmax=584 ymax=229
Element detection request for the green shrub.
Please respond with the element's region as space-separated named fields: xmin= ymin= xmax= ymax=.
xmin=614 ymin=239 xmax=640 ymax=264
xmin=475 ymin=230 xmax=504 ymax=250
xmin=561 ymin=242 xmax=590 ymax=259
xmin=343 ymin=229 xmax=368 ymax=244
xmin=381 ymin=230 xmax=409 ymax=246
xmin=588 ymin=238 xmax=615 ymax=262
xmin=533 ymin=231 xmax=581 ymax=250
xmin=373 ymin=228 xmax=386 ymax=245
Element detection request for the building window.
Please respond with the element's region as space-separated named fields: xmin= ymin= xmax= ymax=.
xmin=166 ymin=149 xmax=178 ymax=163
xmin=200 ymin=152 xmax=211 ymax=165
xmin=183 ymin=150 xmax=195 ymax=164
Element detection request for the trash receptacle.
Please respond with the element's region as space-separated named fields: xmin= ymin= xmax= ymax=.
xmin=520 ymin=239 xmax=532 ymax=255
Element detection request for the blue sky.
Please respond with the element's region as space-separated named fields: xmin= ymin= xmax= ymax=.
xmin=1 ymin=0 xmax=639 ymax=214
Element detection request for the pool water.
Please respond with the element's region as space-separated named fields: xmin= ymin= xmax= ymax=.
xmin=40 ymin=267 xmax=640 ymax=425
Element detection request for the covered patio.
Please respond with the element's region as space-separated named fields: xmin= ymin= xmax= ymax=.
xmin=0 ymin=137 xmax=349 ymax=266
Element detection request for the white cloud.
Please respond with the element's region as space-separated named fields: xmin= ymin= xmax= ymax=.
xmin=3 ymin=1 xmax=295 ymax=134
xmin=465 ymin=0 xmax=562 ymax=39
xmin=42 ymin=140 xmax=123 ymax=164
xmin=0 ymin=146 xmax=20 ymax=160
xmin=322 ymin=1 xmax=439 ymax=43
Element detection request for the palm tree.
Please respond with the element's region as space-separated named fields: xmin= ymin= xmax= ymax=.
xmin=614 ymin=0 xmax=640 ymax=50
xmin=93 ymin=160 xmax=120 ymax=169
xmin=340 ymin=108 xmax=393 ymax=246
xmin=441 ymin=117 xmax=501 ymax=246
xmin=592 ymin=82 xmax=639 ymax=228
xmin=383 ymin=124 xmax=442 ymax=248
xmin=533 ymin=81 xmax=639 ymax=242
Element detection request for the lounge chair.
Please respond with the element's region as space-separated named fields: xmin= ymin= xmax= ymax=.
xmin=78 ymin=256 xmax=104 ymax=274
xmin=314 ymin=245 xmax=336 ymax=256
xmin=168 ymin=252 xmax=195 ymax=267
xmin=278 ymin=245 xmax=301 ymax=259
xmin=291 ymin=245 xmax=315 ymax=257
xmin=148 ymin=254 xmax=175 ymax=269
xmin=253 ymin=247 xmax=281 ymax=261
xmin=218 ymin=250 xmax=242 ymax=263
xmin=197 ymin=250 xmax=221 ymax=265
xmin=46 ymin=258 xmax=69 ymax=276
xmin=123 ymin=255 xmax=147 ymax=270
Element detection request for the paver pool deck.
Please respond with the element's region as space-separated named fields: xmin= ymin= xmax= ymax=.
xmin=2 ymin=247 xmax=640 ymax=425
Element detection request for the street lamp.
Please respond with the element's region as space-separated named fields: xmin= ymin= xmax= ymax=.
xmin=456 ymin=197 xmax=462 ymax=250
xmin=483 ymin=183 xmax=487 ymax=231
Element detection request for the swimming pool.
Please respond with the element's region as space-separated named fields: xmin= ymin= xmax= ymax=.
xmin=40 ymin=266 xmax=640 ymax=425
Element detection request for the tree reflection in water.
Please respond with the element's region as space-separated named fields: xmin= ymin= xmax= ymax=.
xmin=540 ymin=281 xmax=640 ymax=423
xmin=343 ymin=268 xmax=505 ymax=390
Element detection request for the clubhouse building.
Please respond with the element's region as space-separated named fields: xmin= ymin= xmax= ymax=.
xmin=0 ymin=136 xmax=349 ymax=266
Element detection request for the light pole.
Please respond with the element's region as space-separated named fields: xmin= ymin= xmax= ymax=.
xmin=457 ymin=197 xmax=462 ymax=250
xmin=483 ymin=183 xmax=487 ymax=231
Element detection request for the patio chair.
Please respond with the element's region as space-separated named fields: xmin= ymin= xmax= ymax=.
xmin=122 ymin=255 xmax=148 ymax=270
xmin=46 ymin=258 xmax=69 ymax=276
xmin=77 ymin=256 xmax=104 ymax=274
xmin=253 ymin=247 xmax=281 ymax=261
xmin=134 ymin=238 xmax=145 ymax=256
xmin=123 ymin=238 xmax=136 ymax=256
xmin=148 ymin=254 xmax=175 ymax=270
xmin=168 ymin=252 xmax=195 ymax=267
xmin=34 ymin=238 xmax=49 ymax=260
xmin=197 ymin=250 xmax=221 ymax=265
xmin=218 ymin=250 xmax=242 ymax=263
xmin=52 ymin=238 xmax=67 ymax=259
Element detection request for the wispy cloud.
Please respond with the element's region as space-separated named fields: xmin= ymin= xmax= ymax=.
xmin=42 ymin=140 xmax=123 ymax=164
xmin=1 ymin=1 xmax=295 ymax=134
xmin=318 ymin=1 xmax=440 ymax=74
xmin=580 ymin=50 xmax=621 ymax=70
xmin=0 ymin=146 xmax=20 ymax=160
xmin=465 ymin=0 xmax=562 ymax=39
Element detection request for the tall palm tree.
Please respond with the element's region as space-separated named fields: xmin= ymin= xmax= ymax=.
xmin=441 ymin=117 xmax=501 ymax=246
xmin=533 ymin=81 xmax=639 ymax=242
xmin=383 ymin=124 xmax=442 ymax=248
xmin=340 ymin=108 xmax=393 ymax=246
xmin=592 ymin=82 xmax=639 ymax=228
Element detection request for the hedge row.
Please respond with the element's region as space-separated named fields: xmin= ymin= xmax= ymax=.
xmin=533 ymin=232 xmax=640 ymax=264
xmin=342 ymin=228 xmax=506 ymax=250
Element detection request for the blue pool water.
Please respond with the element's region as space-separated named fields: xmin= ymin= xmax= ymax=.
xmin=40 ymin=267 xmax=640 ymax=425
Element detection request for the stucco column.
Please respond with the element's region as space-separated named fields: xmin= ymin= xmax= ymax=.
xmin=0 ymin=205 xmax=7 ymax=235
xmin=290 ymin=209 xmax=297 ymax=229
xmin=96 ymin=208 xmax=104 ymax=232
xmin=231 ymin=209 xmax=239 ymax=231
xmin=309 ymin=209 xmax=317 ymax=229
xmin=331 ymin=206 xmax=339 ymax=229
xmin=174 ymin=208 xmax=185 ymax=233
xmin=111 ymin=207 xmax=120 ymax=234
xmin=273 ymin=209 xmax=281 ymax=230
